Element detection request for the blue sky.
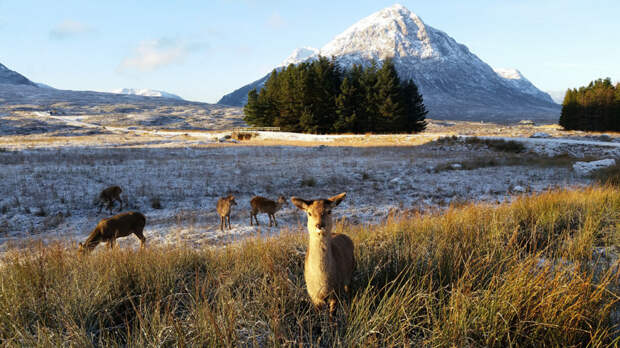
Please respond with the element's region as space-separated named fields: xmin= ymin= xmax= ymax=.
xmin=1 ymin=0 xmax=618 ymax=103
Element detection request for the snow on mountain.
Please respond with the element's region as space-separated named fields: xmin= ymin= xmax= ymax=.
xmin=112 ymin=88 xmax=183 ymax=100
xmin=0 ymin=63 xmax=37 ymax=87
xmin=494 ymin=68 xmax=554 ymax=103
xmin=219 ymin=4 xmax=559 ymax=121
xmin=278 ymin=47 xmax=320 ymax=67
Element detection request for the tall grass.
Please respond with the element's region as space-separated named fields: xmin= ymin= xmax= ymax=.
xmin=0 ymin=187 xmax=618 ymax=346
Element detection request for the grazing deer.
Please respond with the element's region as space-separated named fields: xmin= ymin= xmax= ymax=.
xmin=78 ymin=211 xmax=146 ymax=253
xmin=96 ymin=185 xmax=123 ymax=214
xmin=250 ymin=195 xmax=287 ymax=227
xmin=217 ymin=195 xmax=237 ymax=231
xmin=291 ymin=192 xmax=355 ymax=316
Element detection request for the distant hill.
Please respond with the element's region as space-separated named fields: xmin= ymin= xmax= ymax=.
xmin=112 ymin=88 xmax=184 ymax=100
xmin=0 ymin=63 xmax=37 ymax=86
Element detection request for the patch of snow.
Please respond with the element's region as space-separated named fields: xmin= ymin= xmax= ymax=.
xmin=573 ymin=159 xmax=616 ymax=176
xmin=278 ymin=47 xmax=320 ymax=67
xmin=530 ymin=132 xmax=551 ymax=138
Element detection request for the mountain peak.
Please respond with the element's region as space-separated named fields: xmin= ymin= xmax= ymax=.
xmin=320 ymin=4 xmax=454 ymax=63
xmin=279 ymin=47 xmax=319 ymax=67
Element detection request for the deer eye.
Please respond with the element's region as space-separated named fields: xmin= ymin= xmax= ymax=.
xmin=308 ymin=212 xmax=312 ymax=217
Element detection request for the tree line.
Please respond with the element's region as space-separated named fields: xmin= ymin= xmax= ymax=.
xmin=243 ymin=57 xmax=427 ymax=133
xmin=560 ymin=78 xmax=620 ymax=131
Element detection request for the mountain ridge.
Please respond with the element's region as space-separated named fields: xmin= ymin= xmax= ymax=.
xmin=0 ymin=63 xmax=37 ymax=87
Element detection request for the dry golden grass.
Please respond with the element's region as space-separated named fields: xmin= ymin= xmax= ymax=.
xmin=0 ymin=186 xmax=618 ymax=346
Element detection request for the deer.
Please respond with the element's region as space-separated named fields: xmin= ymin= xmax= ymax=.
xmin=78 ymin=211 xmax=146 ymax=254
xmin=291 ymin=192 xmax=355 ymax=316
xmin=250 ymin=195 xmax=287 ymax=227
xmin=96 ymin=185 xmax=123 ymax=214
xmin=216 ymin=195 xmax=237 ymax=231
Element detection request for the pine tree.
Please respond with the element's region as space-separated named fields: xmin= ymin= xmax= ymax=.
xmin=374 ymin=58 xmax=404 ymax=132
xmin=401 ymin=79 xmax=428 ymax=133
xmin=361 ymin=61 xmax=379 ymax=132
xmin=243 ymin=89 xmax=261 ymax=125
xmin=559 ymin=89 xmax=577 ymax=130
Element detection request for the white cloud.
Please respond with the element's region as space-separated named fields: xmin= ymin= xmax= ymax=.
xmin=267 ymin=12 xmax=287 ymax=29
xmin=118 ymin=38 xmax=205 ymax=73
xmin=49 ymin=20 xmax=93 ymax=40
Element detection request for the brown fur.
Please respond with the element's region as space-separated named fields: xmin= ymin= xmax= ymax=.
xmin=79 ymin=211 xmax=146 ymax=253
xmin=250 ymin=195 xmax=287 ymax=227
xmin=216 ymin=195 xmax=237 ymax=231
xmin=291 ymin=192 xmax=355 ymax=316
xmin=97 ymin=185 xmax=123 ymax=214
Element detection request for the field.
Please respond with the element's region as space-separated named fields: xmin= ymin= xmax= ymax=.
xmin=0 ymin=187 xmax=618 ymax=346
xmin=1 ymin=112 xmax=619 ymax=345
xmin=2 ymin=126 xmax=619 ymax=252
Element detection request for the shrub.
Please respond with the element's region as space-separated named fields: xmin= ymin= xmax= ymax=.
xmin=465 ymin=137 xmax=526 ymax=153
xmin=150 ymin=196 xmax=162 ymax=209
xmin=300 ymin=176 xmax=317 ymax=187
xmin=231 ymin=132 xmax=254 ymax=141
xmin=593 ymin=162 xmax=620 ymax=186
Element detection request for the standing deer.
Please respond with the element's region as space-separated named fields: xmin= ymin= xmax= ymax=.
xmin=78 ymin=211 xmax=146 ymax=253
xmin=250 ymin=195 xmax=287 ymax=227
xmin=217 ymin=195 xmax=237 ymax=231
xmin=96 ymin=185 xmax=123 ymax=214
xmin=291 ymin=192 xmax=355 ymax=316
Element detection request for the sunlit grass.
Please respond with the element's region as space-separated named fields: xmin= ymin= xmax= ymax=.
xmin=0 ymin=186 xmax=618 ymax=346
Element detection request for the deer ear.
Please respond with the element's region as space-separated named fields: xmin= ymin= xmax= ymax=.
xmin=328 ymin=192 xmax=346 ymax=206
xmin=291 ymin=197 xmax=311 ymax=211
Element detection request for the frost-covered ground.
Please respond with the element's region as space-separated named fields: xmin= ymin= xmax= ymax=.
xmin=1 ymin=133 xmax=619 ymax=253
xmin=1 ymin=112 xmax=619 ymax=253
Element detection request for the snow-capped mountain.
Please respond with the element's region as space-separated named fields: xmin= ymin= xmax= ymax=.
xmin=112 ymin=88 xmax=183 ymax=100
xmin=0 ymin=63 xmax=37 ymax=87
xmin=219 ymin=4 xmax=559 ymax=121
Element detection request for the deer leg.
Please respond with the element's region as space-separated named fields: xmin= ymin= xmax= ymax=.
xmin=220 ymin=216 xmax=224 ymax=232
xmin=272 ymin=214 xmax=278 ymax=227
xmin=250 ymin=212 xmax=253 ymax=226
xmin=117 ymin=197 xmax=123 ymax=212
xmin=268 ymin=214 xmax=273 ymax=227
xmin=135 ymin=229 xmax=146 ymax=248
xmin=227 ymin=215 xmax=231 ymax=230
